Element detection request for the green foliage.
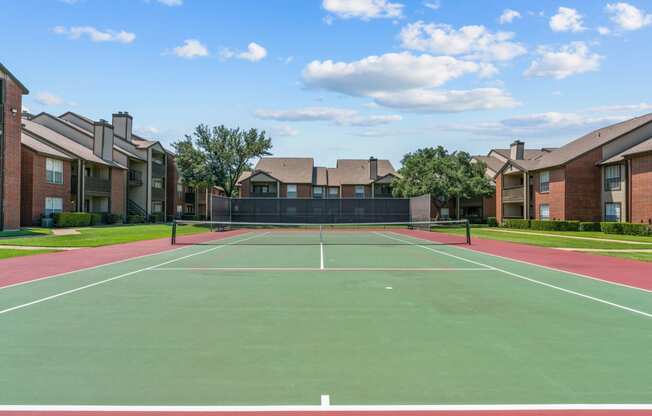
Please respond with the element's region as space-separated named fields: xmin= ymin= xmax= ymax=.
xmin=89 ymin=213 xmax=104 ymax=226
xmin=149 ymin=213 xmax=165 ymax=223
xmin=173 ymin=124 xmax=272 ymax=197
xmin=600 ymin=222 xmax=624 ymax=234
xmin=106 ymin=214 xmax=123 ymax=225
xmin=602 ymin=222 xmax=651 ymax=236
xmin=487 ymin=217 xmax=498 ymax=227
xmin=502 ymin=219 xmax=531 ymax=229
xmin=579 ymin=222 xmax=602 ymax=232
xmin=54 ymin=212 xmax=92 ymax=227
xmin=530 ymin=220 xmax=580 ymax=231
xmin=127 ymin=215 xmax=146 ymax=224
xmin=392 ymin=147 xmax=495 ymax=216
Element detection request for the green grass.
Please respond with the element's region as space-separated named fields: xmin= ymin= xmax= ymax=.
xmin=0 ymin=228 xmax=51 ymax=238
xmin=0 ymin=231 xmax=650 ymax=405
xmin=0 ymin=248 xmax=58 ymax=260
xmin=0 ymin=224 xmax=209 ymax=248
xmin=598 ymin=251 xmax=652 ymax=262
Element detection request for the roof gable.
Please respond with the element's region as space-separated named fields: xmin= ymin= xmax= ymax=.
xmin=0 ymin=62 xmax=29 ymax=94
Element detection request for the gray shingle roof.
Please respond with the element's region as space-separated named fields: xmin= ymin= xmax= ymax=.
xmin=21 ymin=132 xmax=72 ymax=160
xmin=0 ymin=62 xmax=29 ymax=94
xmin=331 ymin=159 xmax=396 ymax=185
xmin=254 ymin=157 xmax=314 ymax=183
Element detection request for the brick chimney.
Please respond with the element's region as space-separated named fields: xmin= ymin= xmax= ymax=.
xmin=510 ymin=140 xmax=525 ymax=160
xmin=112 ymin=111 xmax=133 ymax=142
xmin=93 ymin=119 xmax=114 ymax=161
xmin=369 ymin=157 xmax=378 ymax=180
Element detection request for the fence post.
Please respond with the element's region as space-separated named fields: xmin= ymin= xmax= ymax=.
xmin=465 ymin=219 xmax=471 ymax=245
xmin=171 ymin=220 xmax=177 ymax=245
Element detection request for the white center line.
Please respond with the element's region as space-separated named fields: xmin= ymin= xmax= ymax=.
xmin=320 ymin=242 xmax=325 ymax=270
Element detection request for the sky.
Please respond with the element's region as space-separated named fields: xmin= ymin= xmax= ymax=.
xmin=2 ymin=0 xmax=652 ymax=167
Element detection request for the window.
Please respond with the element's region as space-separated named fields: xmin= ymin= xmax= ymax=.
xmin=186 ymin=204 xmax=194 ymax=214
xmin=152 ymin=201 xmax=163 ymax=213
xmin=328 ymin=187 xmax=339 ymax=197
xmin=176 ymin=204 xmax=183 ymax=214
xmin=605 ymin=202 xmax=621 ymax=222
xmin=253 ymin=184 xmax=270 ymax=193
xmin=287 ymin=184 xmax=297 ymax=198
xmin=313 ymin=187 xmax=323 ymax=199
xmin=355 ymin=185 xmax=365 ymax=198
xmin=377 ymin=184 xmax=392 ymax=196
xmin=44 ymin=197 xmax=63 ymax=217
xmin=539 ymin=171 xmax=550 ymax=193
xmin=152 ymin=178 xmax=164 ymax=189
xmin=176 ymin=183 xmax=183 ymax=193
xmin=604 ymin=165 xmax=621 ymax=191
xmin=440 ymin=207 xmax=450 ymax=219
xmin=46 ymin=158 xmax=64 ymax=184
xmin=539 ymin=204 xmax=550 ymax=220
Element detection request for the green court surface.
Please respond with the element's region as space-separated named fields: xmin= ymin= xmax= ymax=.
xmin=0 ymin=229 xmax=651 ymax=407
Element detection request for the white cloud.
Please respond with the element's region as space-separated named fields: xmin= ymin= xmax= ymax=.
xmin=53 ymin=26 xmax=135 ymax=43
xmin=370 ymin=88 xmax=519 ymax=112
xmin=606 ymin=2 xmax=652 ymax=30
xmin=157 ymin=0 xmax=183 ymax=5
xmin=271 ymin=125 xmax=299 ymax=137
xmin=423 ymin=1 xmax=440 ymax=10
xmin=399 ymin=21 xmax=526 ymax=61
xmin=172 ymin=39 xmax=209 ymax=58
xmin=322 ymin=0 xmax=404 ymax=20
xmin=549 ymin=7 xmax=586 ymax=32
xmin=35 ymin=92 xmax=65 ymax=106
xmin=255 ymin=107 xmax=402 ymax=127
xmin=238 ymin=42 xmax=267 ymax=62
xmin=499 ymin=9 xmax=521 ymax=24
xmin=524 ymin=42 xmax=602 ymax=79
xmin=597 ymin=26 xmax=611 ymax=35
xmin=136 ymin=126 xmax=161 ymax=135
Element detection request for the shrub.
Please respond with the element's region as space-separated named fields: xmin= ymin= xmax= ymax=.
xmin=601 ymin=222 xmax=624 ymax=234
xmin=106 ymin=213 xmax=123 ymax=225
xmin=530 ymin=220 xmax=580 ymax=231
xmin=127 ymin=214 xmax=145 ymax=224
xmin=89 ymin=212 xmax=104 ymax=226
xmin=54 ymin=212 xmax=92 ymax=227
xmin=502 ymin=219 xmax=530 ymax=229
xmin=579 ymin=222 xmax=602 ymax=232
xmin=622 ymin=222 xmax=651 ymax=236
xmin=149 ymin=213 xmax=165 ymax=223
xmin=181 ymin=214 xmax=200 ymax=221
xmin=487 ymin=217 xmax=498 ymax=227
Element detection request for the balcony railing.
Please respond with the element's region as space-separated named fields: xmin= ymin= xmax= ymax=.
xmin=128 ymin=170 xmax=143 ymax=187
xmin=84 ymin=176 xmax=111 ymax=194
xmin=185 ymin=192 xmax=196 ymax=204
xmin=151 ymin=187 xmax=166 ymax=201
xmin=151 ymin=162 xmax=165 ymax=178
xmin=249 ymin=191 xmax=278 ymax=198
xmin=502 ymin=186 xmax=525 ymax=203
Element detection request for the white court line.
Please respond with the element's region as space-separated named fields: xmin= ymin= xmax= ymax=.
xmin=1 ymin=404 xmax=651 ymax=412
xmin=0 ymin=233 xmax=267 ymax=317
xmin=320 ymin=394 xmax=330 ymax=407
xmin=320 ymin=242 xmax=325 ymax=270
xmin=149 ymin=267 xmax=492 ymax=272
xmin=376 ymin=232 xmax=652 ymax=319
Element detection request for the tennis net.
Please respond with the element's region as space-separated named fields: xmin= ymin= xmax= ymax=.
xmin=171 ymin=220 xmax=471 ymax=246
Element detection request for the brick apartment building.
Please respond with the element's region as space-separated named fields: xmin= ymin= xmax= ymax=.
xmin=237 ymin=157 xmax=399 ymax=198
xmin=0 ymin=63 xmax=29 ymax=230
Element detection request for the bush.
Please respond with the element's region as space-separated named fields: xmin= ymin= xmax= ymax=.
xmin=487 ymin=217 xmax=498 ymax=227
xmin=106 ymin=213 xmax=123 ymax=225
xmin=502 ymin=219 xmax=530 ymax=229
xmin=89 ymin=212 xmax=104 ymax=226
xmin=181 ymin=214 xmax=200 ymax=221
xmin=149 ymin=212 xmax=165 ymax=223
xmin=530 ymin=220 xmax=580 ymax=231
xmin=622 ymin=222 xmax=651 ymax=236
xmin=54 ymin=212 xmax=92 ymax=227
xmin=579 ymin=222 xmax=602 ymax=232
xmin=601 ymin=222 xmax=624 ymax=234
xmin=127 ymin=214 xmax=145 ymax=224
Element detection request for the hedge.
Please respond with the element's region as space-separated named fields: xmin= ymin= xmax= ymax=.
xmin=579 ymin=222 xmax=602 ymax=232
xmin=54 ymin=212 xmax=92 ymax=227
xmin=106 ymin=213 xmax=123 ymax=225
xmin=149 ymin=212 xmax=165 ymax=223
xmin=530 ymin=220 xmax=580 ymax=231
xmin=89 ymin=213 xmax=104 ymax=226
xmin=487 ymin=217 xmax=498 ymax=227
xmin=127 ymin=214 xmax=146 ymax=224
xmin=601 ymin=222 xmax=651 ymax=236
xmin=501 ymin=219 xmax=530 ymax=229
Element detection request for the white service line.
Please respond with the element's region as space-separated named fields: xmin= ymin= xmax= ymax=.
xmin=320 ymin=243 xmax=325 ymax=270
xmin=376 ymin=232 xmax=652 ymax=319
xmin=0 ymin=232 xmax=267 ymax=317
xmin=149 ymin=267 xmax=492 ymax=272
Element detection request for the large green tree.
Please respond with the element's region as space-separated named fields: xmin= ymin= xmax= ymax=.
xmin=173 ymin=125 xmax=272 ymax=197
xmin=392 ymin=146 xmax=494 ymax=217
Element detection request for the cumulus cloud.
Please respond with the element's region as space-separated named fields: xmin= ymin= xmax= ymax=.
xmin=255 ymin=107 xmax=402 ymax=127
xmin=371 ymin=88 xmax=519 ymax=112
xmin=524 ymin=42 xmax=602 ymax=79
xmin=423 ymin=1 xmax=440 ymax=10
xmin=271 ymin=125 xmax=299 ymax=137
xmin=597 ymin=26 xmax=611 ymax=35
xmin=35 ymin=92 xmax=65 ymax=106
xmin=399 ymin=21 xmax=526 ymax=61
xmin=499 ymin=9 xmax=521 ymax=24
xmin=53 ymin=26 xmax=135 ymax=43
xmin=221 ymin=42 xmax=267 ymax=62
xmin=549 ymin=7 xmax=586 ymax=32
xmin=322 ymin=0 xmax=404 ymax=20
xmin=172 ymin=39 xmax=209 ymax=58
xmin=157 ymin=0 xmax=183 ymax=5
xmin=606 ymin=2 xmax=652 ymax=30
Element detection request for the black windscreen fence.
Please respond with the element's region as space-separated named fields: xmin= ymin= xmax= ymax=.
xmin=211 ymin=196 xmax=414 ymax=223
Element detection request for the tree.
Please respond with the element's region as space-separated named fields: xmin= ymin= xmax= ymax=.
xmin=173 ymin=125 xmax=272 ymax=197
xmin=392 ymin=146 xmax=494 ymax=218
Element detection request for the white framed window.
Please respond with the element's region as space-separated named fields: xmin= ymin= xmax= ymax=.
xmin=287 ymin=184 xmax=298 ymax=198
xmin=152 ymin=177 xmax=164 ymax=189
xmin=328 ymin=187 xmax=339 ymax=197
xmin=604 ymin=165 xmax=621 ymax=191
xmin=605 ymin=202 xmax=621 ymax=222
xmin=176 ymin=204 xmax=183 ymax=214
xmin=355 ymin=185 xmax=365 ymax=198
xmin=152 ymin=201 xmax=163 ymax=213
xmin=313 ymin=186 xmax=323 ymax=199
xmin=539 ymin=171 xmax=550 ymax=193
xmin=540 ymin=204 xmax=550 ymax=220
xmin=44 ymin=197 xmax=63 ymax=217
xmin=46 ymin=158 xmax=64 ymax=184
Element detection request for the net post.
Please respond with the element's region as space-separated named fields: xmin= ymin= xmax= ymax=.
xmin=171 ymin=220 xmax=177 ymax=245
xmin=319 ymin=224 xmax=323 ymax=243
xmin=465 ymin=219 xmax=471 ymax=245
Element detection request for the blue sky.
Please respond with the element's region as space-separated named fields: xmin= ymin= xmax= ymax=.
xmin=2 ymin=0 xmax=652 ymax=166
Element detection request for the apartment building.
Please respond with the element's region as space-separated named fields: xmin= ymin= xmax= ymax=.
xmin=494 ymin=113 xmax=652 ymax=223
xmin=237 ymin=157 xmax=399 ymax=198
xmin=166 ymin=155 xmax=226 ymax=220
xmin=0 ymin=63 xmax=29 ymax=230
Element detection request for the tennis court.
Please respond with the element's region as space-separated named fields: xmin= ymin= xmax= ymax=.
xmin=1 ymin=221 xmax=651 ymax=414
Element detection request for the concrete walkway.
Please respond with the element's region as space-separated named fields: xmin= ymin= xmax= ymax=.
xmin=51 ymin=228 xmax=80 ymax=236
xmin=485 ymin=228 xmax=652 ymax=245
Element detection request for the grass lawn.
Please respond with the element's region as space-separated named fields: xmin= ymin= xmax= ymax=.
xmin=0 ymin=248 xmax=59 ymax=260
xmin=0 ymin=224 xmax=208 ymax=248
xmin=0 ymin=228 xmax=52 ymax=238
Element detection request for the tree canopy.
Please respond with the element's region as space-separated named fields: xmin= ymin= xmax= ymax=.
xmin=173 ymin=124 xmax=272 ymax=197
xmin=392 ymin=146 xmax=494 ymax=211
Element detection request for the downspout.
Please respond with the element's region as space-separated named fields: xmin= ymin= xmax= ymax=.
xmin=0 ymin=79 xmax=5 ymax=230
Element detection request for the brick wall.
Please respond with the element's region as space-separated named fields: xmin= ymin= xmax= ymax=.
xmin=564 ymin=148 xmax=603 ymax=221
xmin=341 ymin=185 xmax=371 ymax=198
xmin=630 ymin=153 xmax=652 ymax=224
xmin=483 ymin=194 xmax=496 ymax=218
xmin=111 ymin=168 xmax=126 ymax=217
xmin=533 ymin=168 xmax=565 ymax=220
xmin=166 ymin=155 xmax=178 ymax=217
xmin=495 ymin=174 xmax=503 ymax=222
xmin=2 ymin=77 xmax=22 ymax=230
xmin=20 ymin=147 xmax=73 ymax=226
